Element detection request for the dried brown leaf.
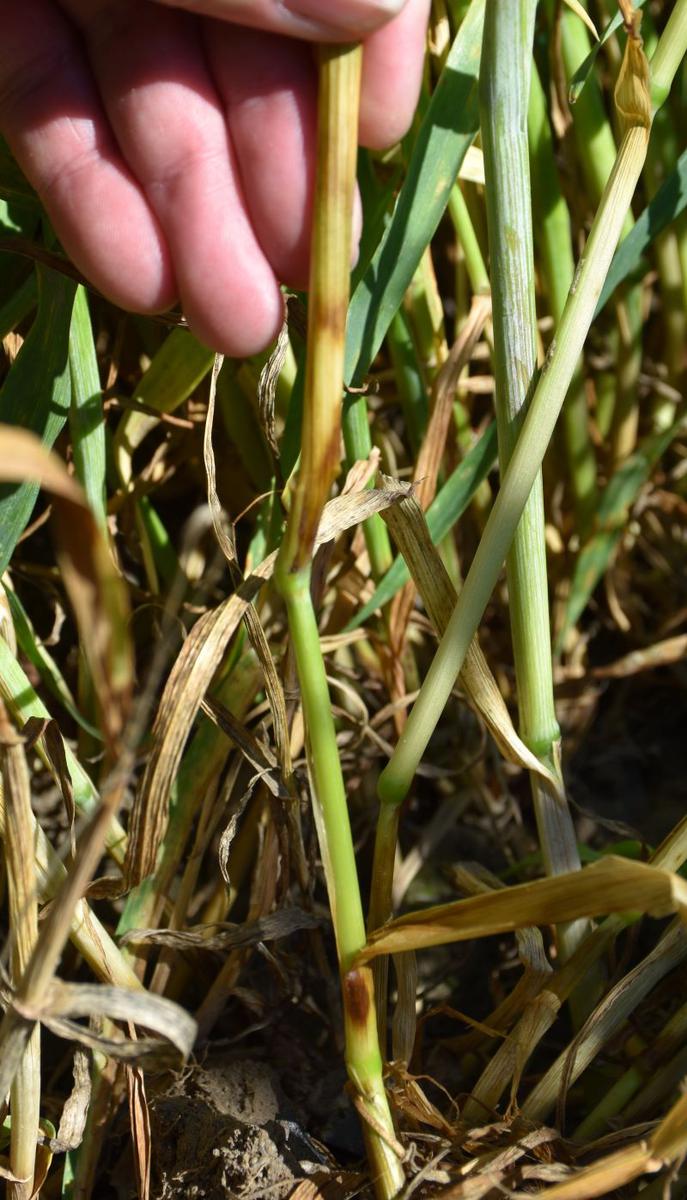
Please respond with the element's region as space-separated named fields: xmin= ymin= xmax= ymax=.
xmin=391 ymin=951 xmax=417 ymax=1066
xmin=129 ymin=485 xmax=408 ymax=885
xmin=23 ymin=716 xmax=75 ymax=853
xmin=461 ymin=819 xmax=687 ymax=1127
xmin=444 ymin=865 xmax=553 ymax=1054
xmin=126 ymin=1061 xmax=151 ymax=1200
xmin=591 ymin=633 xmax=687 ymax=678
xmin=388 ymin=297 xmax=490 ymax=663
xmin=615 ymin=7 xmax=651 ymax=133
xmin=380 ymin=479 xmax=562 ymax=798
xmin=48 ymin=1048 xmax=91 ymax=1153
xmin=119 ymin=906 xmax=324 ymax=951
xmin=0 ymin=426 xmax=131 ymax=746
xmin=359 ymin=857 xmax=687 ymax=962
xmin=204 ymin=354 xmax=238 ymax=565
xmin=562 ymin=0 xmax=598 ymax=40
xmin=14 ymin=979 xmax=196 ymax=1062
xmin=257 ymin=311 xmax=291 ymax=461
xmin=523 ymin=919 xmax=687 ymax=1125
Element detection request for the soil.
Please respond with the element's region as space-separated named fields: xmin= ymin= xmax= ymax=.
xmin=149 ymin=1057 xmax=348 ymax=1200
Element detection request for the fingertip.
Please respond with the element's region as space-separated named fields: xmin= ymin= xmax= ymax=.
xmin=359 ymin=0 xmax=429 ymax=149
xmin=279 ymin=0 xmax=406 ymax=37
xmin=183 ymin=277 xmax=285 ymax=358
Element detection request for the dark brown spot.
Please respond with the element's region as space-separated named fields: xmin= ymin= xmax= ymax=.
xmin=343 ymin=968 xmax=370 ymax=1026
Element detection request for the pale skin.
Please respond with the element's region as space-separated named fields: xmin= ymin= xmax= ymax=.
xmin=0 ymin=0 xmax=429 ymax=355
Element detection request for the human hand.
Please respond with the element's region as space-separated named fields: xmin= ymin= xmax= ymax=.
xmin=0 ymin=0 xmax=429 ymax=355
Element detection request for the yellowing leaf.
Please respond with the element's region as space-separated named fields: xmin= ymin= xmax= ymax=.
xmin=615 ymin=9 xmax=651 ymax=132
xmin=563 ymin=0 xmax=599 ymax=40
xmin=0 ymin=425 xmax=131 ymax=747
xmin=358 ymin=857 xmax=687 ymax=962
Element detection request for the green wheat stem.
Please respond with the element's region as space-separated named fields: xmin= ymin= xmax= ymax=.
xmin=528 ymin=61 xmax=598 ymax=538
xmin=377 ymin=0 xmax=687 ymax=804
xmin=557 ymin=0 xmax=643 ymax=468
xmin=478 ymin=0 xmax=588 ymax=968
xmin=274 ymin=44 xmax=404 ymax=1199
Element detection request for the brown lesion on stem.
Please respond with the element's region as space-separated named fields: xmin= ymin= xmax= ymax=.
xmin=343 ymin=967 xmax=371 ymax=1026
xmin=289 ymin=423 xmax=343 ymax=571
xmin=311 ymin=299 xmax=349 ymax=339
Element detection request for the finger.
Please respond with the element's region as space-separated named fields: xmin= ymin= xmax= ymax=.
xmin=203 ymin=25 xmax=316 ymax=289
xmin=62 ymin=0 xmax=284 ymax=357
xmin=205 ymin=23 xmax=361 ymax=289
xmin=148 ymin=0 xmax=406 ymax=42
xmin=359 ymin=0 xmax=429 ymax=149
xmin=0 ymin=0 xmax=176 ymax=313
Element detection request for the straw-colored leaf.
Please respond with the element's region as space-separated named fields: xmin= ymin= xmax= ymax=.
xmin=0 ymin=426 xmax=131 ymax=746
xmin=380 ymin=478 xmax=562 ymax=799
xmin=460 ymin=817 xmax=687 ymax=1125
xmin=120 ymin=906 xmax=324 ymax=952
xmin=0 ymin=269 xmax=76 ymax=575
xmin=614 ymin=8 xmax=652 ymax=133
xmin=568 ymin=0 xmax=647 ymax=104
xmin=348 ymin=423 xmax=497 ymax=632
xmin=126 ymin=1064 xmax=151 ymax=1200
xmin=1 ymin=699 xmax=40 ymax=1199
xmin=445 ymin=865 xmax=553 ymax=1055
xmin=388 ymin=297 xmax=491 ymax=661
xmin=458 ymin=144 xmax=485 ymax=186
xmin=520 ymin=1091 xmax=687 ymax=1197
xmin=112 ymin=327 xmax=214 ymax=493
xmin=523 ymin=919 xmax=687 ymax=1123
xmin=48 ymin=1049 xmax=90 ymax=1153
xmin=525 ymin=1142 xmax=657 ymax=1198
xmin=391 ymin=952 xmax=418 ymax=1067
xmin=0 ymin=635 xmax=127 ymax=862
xmin=413 ymin=295 xmax=492 ymax=515
xmin=0 ymin=780 xmax=140 ymax=992
xmin=203 ymin=355 xmax=293 ymax=785
xmin=15 ymin=980 xmax=196 ymax=1062
xmin=562 ymin=0 xmax=599 ymax=41
xmin=257 ymin=311 xmax=291 ymax=460
xmin=591 ymin=633 xmax=687 ymax=678
xmin=358 ymin=857 xmax=687 ymax=962
xmin=127 ymin=484 xmax=409 ymax=885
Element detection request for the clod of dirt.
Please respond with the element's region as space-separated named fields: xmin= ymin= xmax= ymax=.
xmin=150 ymin=1058 xmax=327 ymax=1200
xmin=194 ymin=1058 xmax=282 ymax=1125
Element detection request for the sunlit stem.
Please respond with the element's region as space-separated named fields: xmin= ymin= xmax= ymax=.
xmin=274 ymin=44 xmax=404 ymax=1199
xmin=478 ymin=0 xmax=587 ymax=966
xmin=378 ymin=125 xmax=652 ymax=804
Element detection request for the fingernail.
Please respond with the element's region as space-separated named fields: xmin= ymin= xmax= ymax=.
xmin=280 ymin=0 xmax=404 ymax=36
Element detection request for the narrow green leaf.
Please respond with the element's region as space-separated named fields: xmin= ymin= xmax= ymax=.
xmin=69 ymin=286 xmax=107 ymax=529
xmin=560 ymin=414 xmax=686 ymax=642
xmin=3 ymin=585 xmax=102 ymax=740
xmin=113 ymin=326 xmax=214 ymax=485
xmin=569 ymin=0 xmax=647 ymax=103
xmin=0 ymin=632 xmax=100 ymax=815
xmin=596 ymin=146 xmax=687 ymax=314
xmin=0 ymin=268 xmax=76 ymax=572
xmin=344 ymin=0 xmax=485 ymax=387
xmin=0 ymin=273 xmax=36 ymax=340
